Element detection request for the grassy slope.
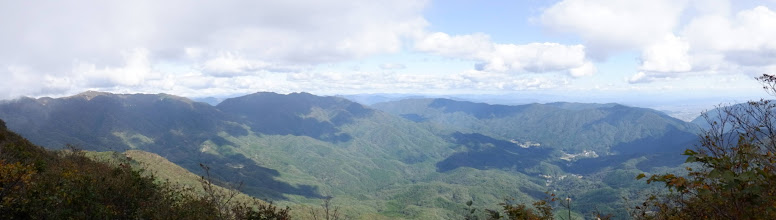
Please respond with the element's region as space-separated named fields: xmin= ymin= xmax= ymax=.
xmin=88 ymin=149 xmax=327 ymax=219
xmin=0 ymin=119 xmax=294 ymax=219
xmin=86 ymin=150 xmax=260 ymax=204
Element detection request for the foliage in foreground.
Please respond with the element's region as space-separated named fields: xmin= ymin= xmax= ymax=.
xmin=464 ymin=193 xmax=613 ymax=220
xmin=633 ymin=74 xmax=776 ymax=219
xmin=0 ymin=119 xmax=289 ymax=219
xmin=474 ymin=74 xmax=776 ymax=220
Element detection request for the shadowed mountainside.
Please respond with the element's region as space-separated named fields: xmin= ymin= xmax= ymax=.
xmin=373 ymin=98 xmax=698 ymax=154
xmin=436 ymin=132 xmax=552 ymax=172
xmin=0 ymin=92 xmax=704 ymax=219
xmin=0 ymin=91 xmax=322 ymax=200
xmin=217 ymin=92 xmax=374 ymax=143
xmin=373 ymin=98 xmax=700 ymax=173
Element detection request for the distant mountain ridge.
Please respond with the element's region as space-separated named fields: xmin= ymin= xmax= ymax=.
xmin=218 ymin=92 xmax=374 ymax=143
xmin=0 ymin=91 xmax=704 ymax=219
xmin=372 ymin=98 xmax=700 ymax=174
xmin=373 ymin=98 xmax=697 ymax=153
xmin=0 ymin=91 xmax=331 ymax=199
xmin=0 ymin=91 xmax=463 ymax=218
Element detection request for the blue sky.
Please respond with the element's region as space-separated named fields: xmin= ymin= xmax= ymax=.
xmin=1 ymin=0 xmax=775 ymax=104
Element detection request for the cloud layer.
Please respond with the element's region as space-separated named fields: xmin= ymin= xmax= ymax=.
xmin=542 ymin=0 xmax=776 ymax=84
xmin=0 ymin=0 xmax=429 ymax=98
xmin=414 ymin=32 xmax=595 ymax=77
xmin=0 ymin=0 xmax=773 ymax=100
xmin=542 ymin=0 xmax=687 ymax=58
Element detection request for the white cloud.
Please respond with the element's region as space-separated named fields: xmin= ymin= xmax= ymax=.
xmin=628 ymin=72 xmax=650 ymax=84
xmin=4 ymin=0 xmax=772 ymax=98
xmin=628 ymin=5 xmax=776 ymax=83
xmin=484 ymin=43 xmax=588 ymax=73
xmin=283 ymin=69 xmax=568 ymax=94
xmin=569 ymin=61 xmax=596 ymax=77
xmin=639 ymin=34 xmax=692 ymax=73
xmin=201 ymin=55 xmax=260 ymax=77
xmin=542 ymin=1 xmax=776 ymax=83
xmin=0 ymin=0 xmax=430 ymax=99
xmin=0 ymin=66 xmax=71 ymax=99
xmin=414 ymin=32 xmax=493 ymax=58
xmin=73 ymin=48 xmax=155 ymax=87
xmin=681 ymin=6 xmax=776 ymax=54
xmin=379 ymin=63 xmax=407 ymax=70
xmin=689 ymin=6 xmax=776 ymax=66
xmin=199 ymin=53 xmax=308 ymax=77
xmin=541 ymin=0 xmax=688 ymax=58
xmin=415 ymin=32 xmax=594 ymax=76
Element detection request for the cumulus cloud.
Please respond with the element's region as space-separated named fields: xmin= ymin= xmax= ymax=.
xmin=414 ymin=32 xmax=595 ymax=77
xmin=627 ymin=72 xmax=650 ymax=84
xmin=414 ymin=32 xmax=492 ymax=58
xmin=685 ymin=6 xmax=776 ymax=65
xmin=0 ymin=0 xmax=428 ymax=65
xmin=6 ymin=0 xmax=771 ymax=97
xmin=73 ymin=48 xmax=156 ymax=87
xmin=541 ymin=0 xmax=688 ymax=58
xmin=285 ymin=70 xmax=568 ymax=93
xmin=0 ymin=66 xmax=72 ymax=99
xmin=541 ymin=0 xmax=776 ymax=83
xmin=0 ymin=0 xmax=429 ymax=99
xmin=569 ymin=62 xmax=597 ymax=77
xmin=627 ymin=4 xmax=776 ymax=83
xmin=379 ymin=63 xmax=407 ymax=70
xmin=199 ymin=53 xmax=308 ymax=77
xmin=639 ymin=34 xmax=692 ymax=73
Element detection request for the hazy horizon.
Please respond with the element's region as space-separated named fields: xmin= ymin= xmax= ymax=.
xmin=2 ymin=88 xmax=761 ymax=122
xmin=3 ymin=1 xmax=775 ymax=217
xmin=1 ymin=0 xmax=774 ymax=111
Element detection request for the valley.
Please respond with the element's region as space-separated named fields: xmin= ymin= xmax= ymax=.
xmin=0 ymin=91 xmax=706 ymax=219
xmin=4 ymin=1 xmax=774 ymax=219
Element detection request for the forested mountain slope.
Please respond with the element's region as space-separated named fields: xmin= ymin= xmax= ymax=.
xmin=372 ymin=99 xmax=700 ymax=173
xmin=0 ymin=118 xmax=289 ymax=219
xmin=0 ymin=92 xmax=701 ymax=219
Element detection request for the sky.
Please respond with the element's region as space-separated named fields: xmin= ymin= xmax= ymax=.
xmin=2 ymin=0 xmax=776 ymax=104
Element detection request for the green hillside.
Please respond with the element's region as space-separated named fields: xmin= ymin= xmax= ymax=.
xmin=373 ymin=99 xmax=699 ymax=172
xmin=86 ymin=150 xmax=258 ymax=203
xmin=0 ymin=92 xmax=472 ymax=218
xmin=0 ymin=118 xmax=289 ymax=219
xmin=0 ymin=92 xmax=699 ymax=219
xmin=373 ymin=99 xmax=697 ymax=153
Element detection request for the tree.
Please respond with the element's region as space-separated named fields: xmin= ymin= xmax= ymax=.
xmin=475 ymin=194 xmax=555 ymax=220
xmin=309 ymin=196 xmax=341 ymax=220
xmin=635 ymin=74 xmax=776 ymax=219
xmin=198 ymin=163 xmax=291 ymax=220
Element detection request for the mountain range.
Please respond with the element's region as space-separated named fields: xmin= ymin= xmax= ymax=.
xmin=0 ymin=91 xmax=704 ymax=219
